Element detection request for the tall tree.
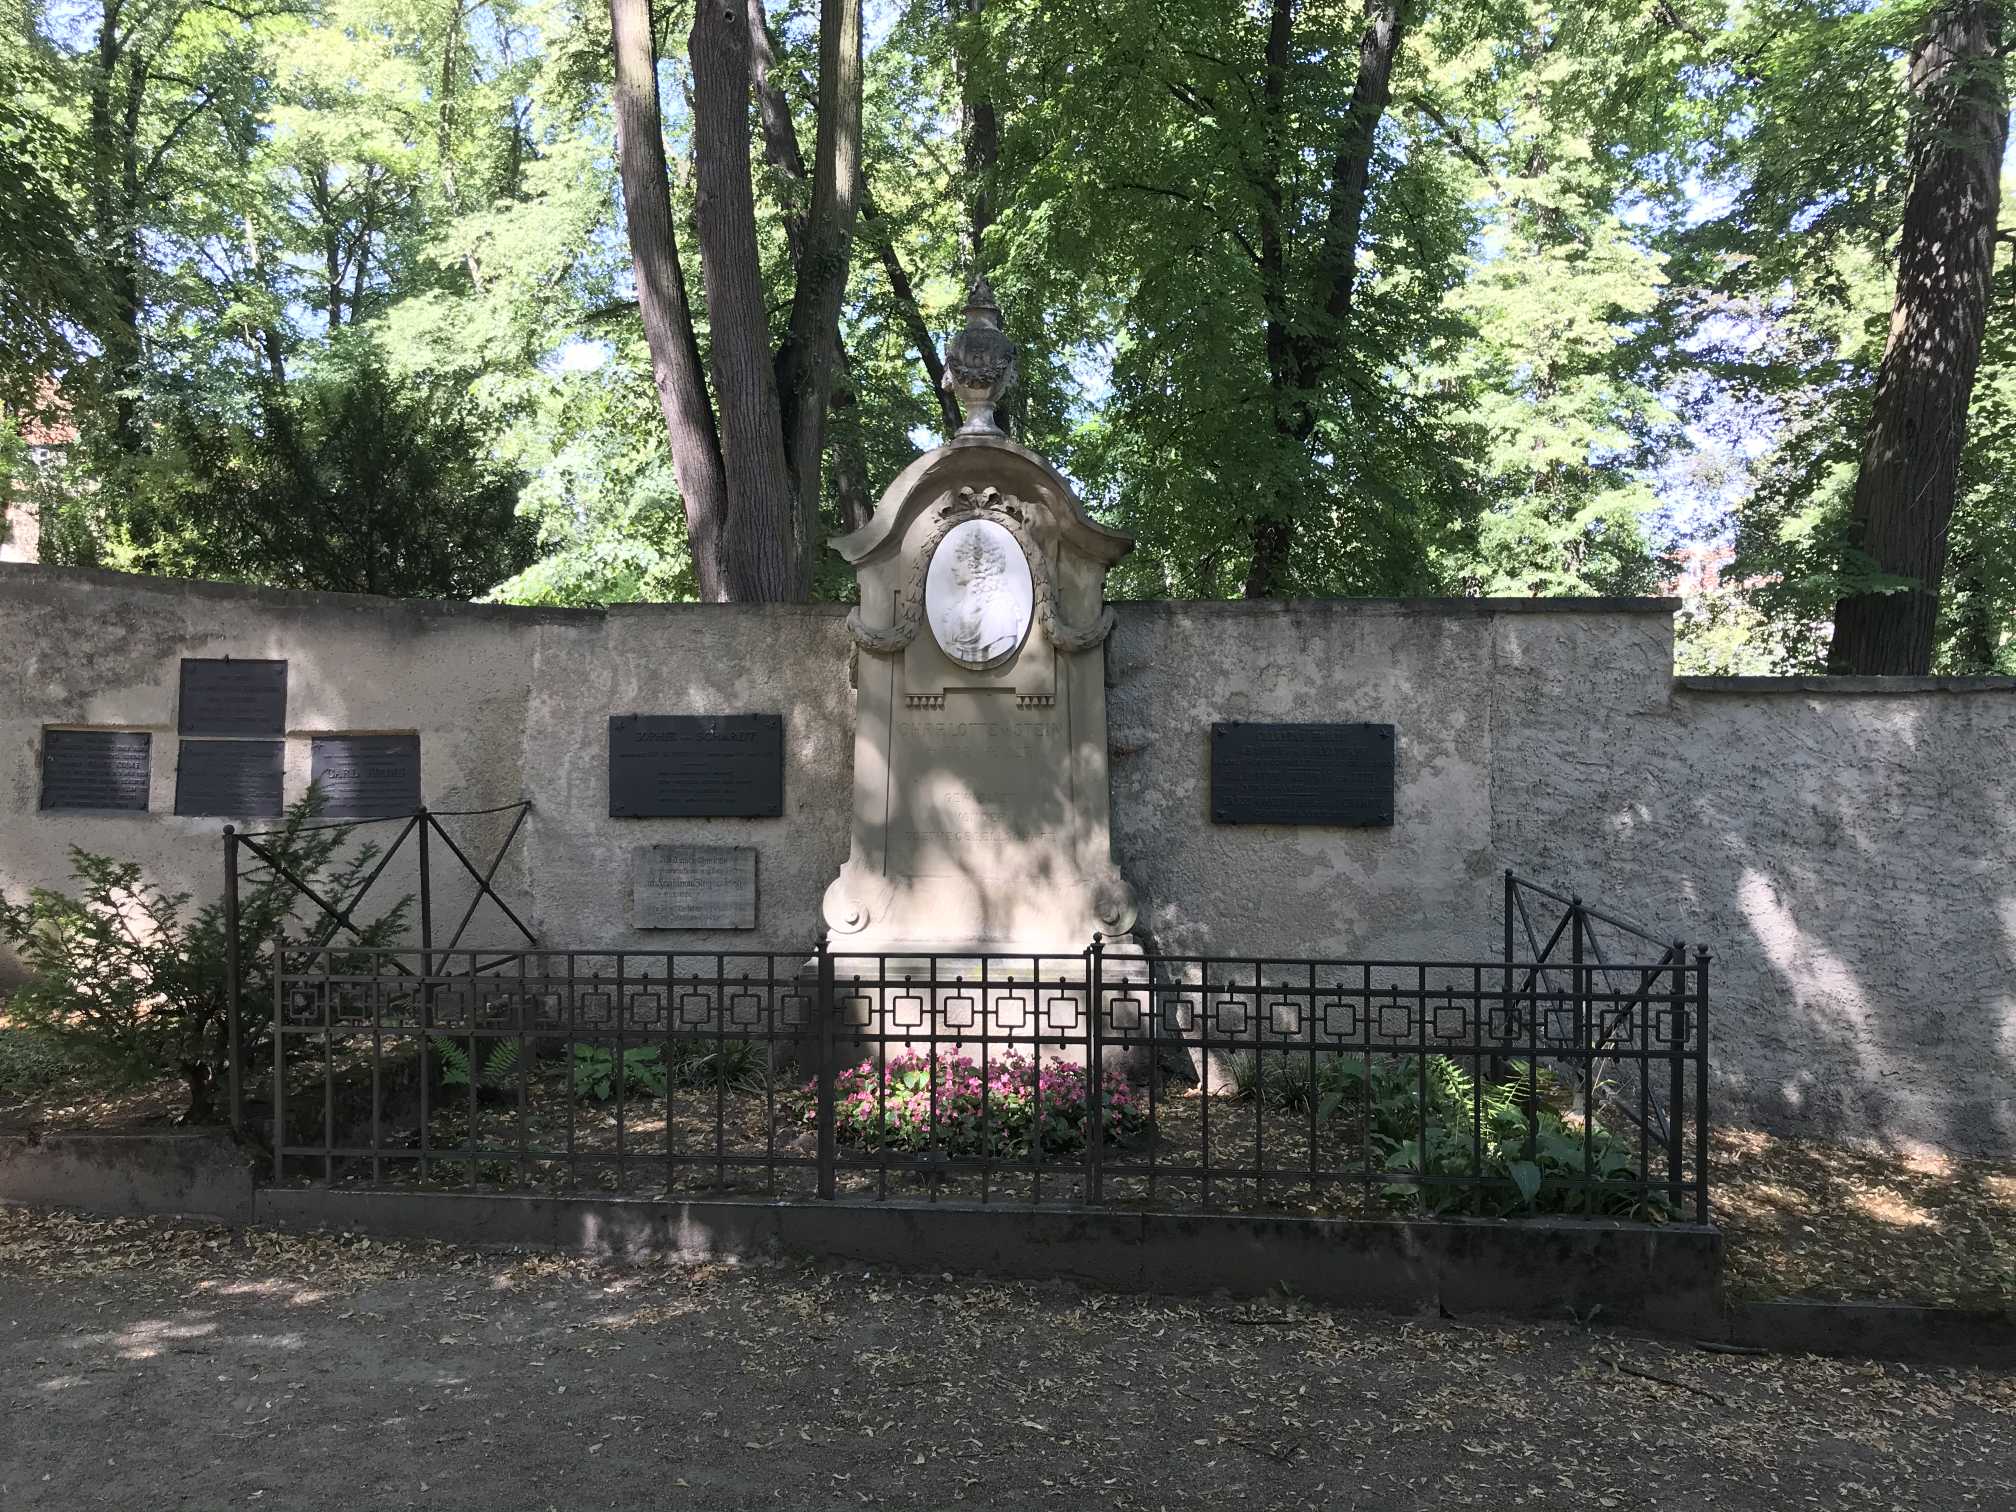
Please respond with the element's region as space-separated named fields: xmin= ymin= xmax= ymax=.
xmin=608 ymin=0 xmax=863 ymax=602
xmin=1828 ymin=1 xmax=2008 ymax=674
xmin=778 ymin=0 xmax=864 ymax=589
xmin=608 ymin=0 xmax=732 ymax=597
xmin=1243 ymin=0 xmax=1407 ymax=598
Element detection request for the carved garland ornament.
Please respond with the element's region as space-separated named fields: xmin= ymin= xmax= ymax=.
xmin=846 ymin=486 xmax=1117 ymax=656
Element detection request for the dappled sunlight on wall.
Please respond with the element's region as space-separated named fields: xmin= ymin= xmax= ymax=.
xmin=5 ymin=564 xmax=2014 ymax=1155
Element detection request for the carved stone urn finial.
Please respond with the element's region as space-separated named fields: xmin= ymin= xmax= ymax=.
xmin=942 ymin=275 xmax=1018 ymax=436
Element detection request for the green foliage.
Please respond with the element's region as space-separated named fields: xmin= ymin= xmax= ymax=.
xmin=9 ymin=0 xmax=2015 ymax=666
xmin=566 ymin=1038 xmax=776 ymax=1101
xmin=432 ymin=1037 xmax=523 ymax=1093
xmin=571 ymin=1044 xmax=668 ymax=1102
xmin=1226 ymin=1050 xmax=1657 ymax=1218
xmin=0 ymin=1026 xmax=90 ymax=1095
xmin=665 ymin=1037 xmax=774 ymax=1093
xmin=51 ymin=343 xmax=539 ymax=598
xmin=0 ymin=790 xmax=410 ymax=1121
xmin=0 ymin=53 xmax=97 ymax=412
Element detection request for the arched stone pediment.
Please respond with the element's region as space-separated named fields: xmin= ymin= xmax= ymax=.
xmin=829 ymin=433 xmax=1132 ymax=571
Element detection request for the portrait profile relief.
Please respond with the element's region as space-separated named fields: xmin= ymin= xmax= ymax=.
xmin=924 ymin=518 xmax=1034 ymax=667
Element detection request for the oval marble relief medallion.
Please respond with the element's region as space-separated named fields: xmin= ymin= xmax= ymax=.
xmin=924 ymin=518 xmax=1035 ymax=669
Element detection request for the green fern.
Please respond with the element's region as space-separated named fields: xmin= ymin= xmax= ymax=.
xmin=432 ymin=1036 xmax=521 ymax=1090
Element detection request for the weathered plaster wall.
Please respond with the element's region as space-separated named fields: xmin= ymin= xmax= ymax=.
xmin=1109 ymin=601 xmax=2016 ymax=1157
xmin=0 ymin=566 xmax=854 ymax=966
xmin=5 ymin=565 xmax=2013 ymax=1155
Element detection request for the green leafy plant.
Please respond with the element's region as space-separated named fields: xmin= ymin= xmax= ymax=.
xmin=665 ymin=1036 xmax=772 ymax=1092
xmin=0 ymin=1025 xmax=88 ymax=1094
xmin=431 ymin=1036 xmax=522 ymax=1092
xmin=0 ymin=789 xmax=409 ymax=1122
xmin=572 ymin=1044 xmax=668 ymax=1101
xmin=1226 ymin=1048 xmax=1655 ymax=1218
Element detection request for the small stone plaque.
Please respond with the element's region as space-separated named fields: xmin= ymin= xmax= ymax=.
xmin=633 ymin=845 xmax=758 ymax=929
xmin=178 ymin=658 xmax=287 ymax=736
xmin=311 ymin=734 xmax=421 ymax=817
xmin=1210 ymin=722 xmax=1395 ymax=827
xmin=175 ymin=738 xmax=284 ymax=818
xmin=608 ymin=714 xmax=783 ymax=818
xmin=39 ymin=730 xmax=152 ymax=812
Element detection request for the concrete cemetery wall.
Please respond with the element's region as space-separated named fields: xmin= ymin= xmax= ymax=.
xmin=0 ymin=566 xmax=855 ymax=964
xmin=4 ymin=563 xmax=2013 ymax=1156
xmin=1109 ymin=601 xmax=2016 ymax=1158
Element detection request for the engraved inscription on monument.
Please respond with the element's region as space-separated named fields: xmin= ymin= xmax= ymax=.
xmin=632 ymin=845 xmax=758 ymax=930
xmin=312 ymin=734 xmax=421 ymax=817
xmin=178 ymin=658 xmax=287 ymax=735
xmin=1211 ymin=722 xmax=1395 ymax=827
xmin=175 ymin=738 xmax=285 ymax=817
xmin=888 ymin=714 xmax=1067 ymax=881
xmin=608 ymin=715 xmax=783 ymax=818
xmin=39 ymin=729 xmax=152 ymax=812
xmin=925 ymin=518 xmax=1033 ymax=669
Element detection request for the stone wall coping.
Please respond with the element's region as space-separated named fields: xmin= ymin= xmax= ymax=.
xmin=1111 ymin=595 xmax=1682 ymax=617
xmin=1676 ymin=675 xmax=2016 ymax=696
xmin=3 ymin=564 xmax=1681 ymax=624
xmin=0 ymin=563 xmax=851 ymax=622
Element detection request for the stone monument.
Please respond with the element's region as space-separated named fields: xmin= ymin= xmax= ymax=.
xmin=822 ymin=278 xmax=1137 ymax=955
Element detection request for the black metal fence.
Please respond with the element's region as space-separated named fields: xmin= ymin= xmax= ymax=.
xmin=259 ymin=875 xmax=1708 ymax=1222
xmin=222 ymin=802 xmax=535 ymax=1134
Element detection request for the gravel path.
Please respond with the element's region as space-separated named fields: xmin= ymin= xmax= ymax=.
xmin=2 ymin=1206 xmax=2012 ymax=1510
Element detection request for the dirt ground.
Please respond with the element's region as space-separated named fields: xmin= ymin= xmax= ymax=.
xmin=2 ymin=1207 xmax=2013 ymax=1511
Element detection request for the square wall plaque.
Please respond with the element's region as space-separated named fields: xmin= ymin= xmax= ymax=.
xmin=608 ymin=714 xmax=784 ymax=818
xmin=175 ymin=738 xmax=284 ymax=818
xmin=178 ymin=658 xmax=287 ymax=736
xmin=39 ymin=730 xmax=152 ymax=812
xmin=311 ymin=734 xmax=421 ymax=818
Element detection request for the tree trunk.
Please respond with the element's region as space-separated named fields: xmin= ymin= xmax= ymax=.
xmin=1242 ymin=0 xmax=1405 ymax=599
xmin=1316 ymin=0 xmax=1404 ymax=332
xmin=748 ymin=0 xmax=808 ymax=261
xmin=1242 ymin=0 xmax=1302 ymax=600
xmin=88 ymin=5 xmax=145 ymax=452
xmin=956 ymin=0 xmax=998 ymax=262
xmin=863 ymin=185 xmax=961 ymax=436
xmin=609 ymin=0 xmax=734 ymax=599
xmin=689 ymin=0 xmax=805 ymax=601
xmin=829 ymin=372 xmax=873 ymax=532
xmin=1828 ymin=1 xmax=2006 ymax=675
xmin=779 ymin=0 xmax=863 ymax=590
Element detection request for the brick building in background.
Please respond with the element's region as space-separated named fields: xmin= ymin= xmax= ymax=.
xmin=2 ymin=389 xmax=76 ymax=563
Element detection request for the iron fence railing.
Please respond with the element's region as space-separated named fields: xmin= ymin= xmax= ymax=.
xmin=222 ymin=802 xmax=534 ymax=1135
xmin=259 ymin=904 xmax=1708 ymax=1222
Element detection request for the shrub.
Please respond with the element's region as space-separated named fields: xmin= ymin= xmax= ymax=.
xmin=811 ymin=1051 xmax=1149 ymax=1159
xmin=1226 ymin=1049 xmax=1659 ymax=1218
xmin=572 ymin=1044 xmax=667 ymax=1100
xmin=0 ymin=791 xmax=409 ymax=1123
xmin=0 ymin=1025 xmax=88 ymax=1094
xmin=665 ymin=1036 xmax=773 ymax=1092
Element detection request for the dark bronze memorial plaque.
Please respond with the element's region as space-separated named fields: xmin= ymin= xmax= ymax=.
xmin=609 ymin=714 xmax=783 ymax=818
xmin=175 ymin=738 xmax=284 ymax=818
xmin=1210 ymin=722 xmax=1395 ymax=826
xmin=312 ymin=734 xmax=421 ymax=817
xmin=40 ymin=730 xmax=152 ymax=812
xmin=178 ymin=658 xmax=287 ymax=736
